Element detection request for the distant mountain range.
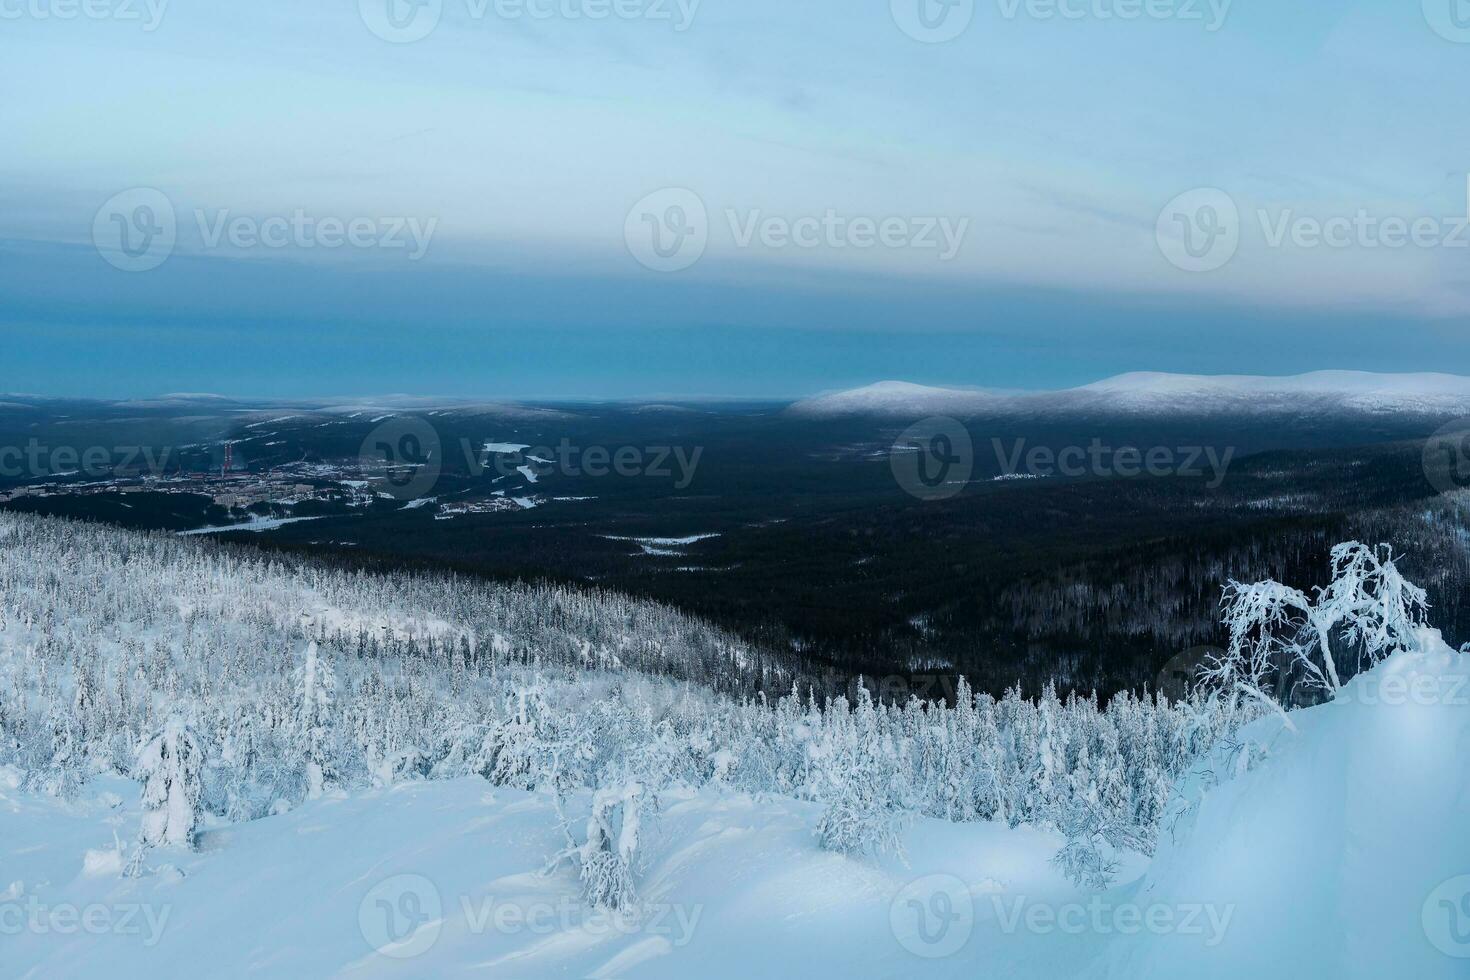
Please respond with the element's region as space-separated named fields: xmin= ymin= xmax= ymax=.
xmin=0 ymin=392 xmax=566 ymax=421
xmin=9 ymin=371 xmax=1470 ymax=423
xmin=787 ymin=372 xmax=1470 ymax=419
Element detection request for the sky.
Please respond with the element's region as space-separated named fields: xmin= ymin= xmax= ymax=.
xmin=3 ymin=0 xmax=1470 ymax=399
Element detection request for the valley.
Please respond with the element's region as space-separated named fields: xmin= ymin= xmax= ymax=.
xmin=4 ymin=375 xmax=1469 ymax=701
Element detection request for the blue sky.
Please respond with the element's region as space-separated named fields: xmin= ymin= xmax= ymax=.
xmin=3 ymin=0 xmax=1470 ymax=398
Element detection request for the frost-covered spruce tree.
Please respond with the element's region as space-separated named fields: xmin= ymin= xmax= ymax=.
xmin=973 ymin=696 xmax=1007 ymax=822
xmin=219 ymin=709 xmax=269 ymax=821
xmin=38 ymin=706 xmax=84 ymax=799
xmin=71 ymin=663 xmax=101 ymax=755
xmin=813 ymin=688 xmax=908 ymax=859
xmin=135 ymin=716 xmax=205 ymax=850
xmin=1030 ymin=683 xmax=1066 ymax=828
xmin=292 ymin=641 xmax=338 ymax=798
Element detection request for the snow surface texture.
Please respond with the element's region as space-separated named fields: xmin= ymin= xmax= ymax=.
xmin=1 ymin=775 xmax=1136 ymax=978
xmin=3 ymin=635 xmax=1465 ymax=978
xmin=1 ymin=513 xmax=1466 ymax=977
xmin=790 ymin=371 xmax=1470 ymax=418
xmin=1093 ymin=627 xmax=1470 ymax=980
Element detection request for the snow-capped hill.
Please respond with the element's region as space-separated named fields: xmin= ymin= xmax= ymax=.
xmin=155 ymin=392 xmax=241 ymax=402
xmin=789 ymin=381 xmax=1012 ymax=418
xmin=789 ymin=372 xmax=1470 ymax=419
xmin=117 ymin=393 xmax=248 ymax=409
xmin=1067 ymin=370 xmax=1470 ymax=416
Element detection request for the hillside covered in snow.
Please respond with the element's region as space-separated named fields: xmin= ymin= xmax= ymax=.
xmin=790 ymin=371 xmax=1470 ymax=419
xmin=0 ymin=515 xmax=1465 ymax=977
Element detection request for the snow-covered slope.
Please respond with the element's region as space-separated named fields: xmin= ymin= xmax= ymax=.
xmin=3 ymin=515 xmax=1466 ymax=978
xmin=1093 ymin=628 xmax=1470 ymax=980
xmin=0 ymin=777 xmax=1119 ymax=979
xmin=789 ymin=371 xmax=1470 ymax=419
xmin=6 ymin=628 xmax=1464 ymax=980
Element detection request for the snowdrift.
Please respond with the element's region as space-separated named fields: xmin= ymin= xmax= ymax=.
xmin=1094 ymin=627 xmax=1470 ymax=980
xmin=0 ymin=775 xmax=1128 ymax=979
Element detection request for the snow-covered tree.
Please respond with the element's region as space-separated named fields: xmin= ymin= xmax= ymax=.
xmin=292 ymin=641 xmax=338 ymax=798
xmin=37 ymin=706 xmax=84 ymax=799
xmin=1051 ymin=795 xmax=1148 ymax=891
xmin=135 ymin=716 xmax=205 ymax=850
xmin=577 ymin=782 xmax=644 ymax=911
xmin=812 ymin=689 xmax=909 ymax=859
xmin=1207 ymin=542 xmax=1429 ymax=714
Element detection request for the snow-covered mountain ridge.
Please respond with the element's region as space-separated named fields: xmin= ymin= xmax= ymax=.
xmin=790 ymin=371 xmax=1470 ymax=419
